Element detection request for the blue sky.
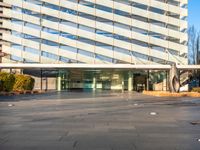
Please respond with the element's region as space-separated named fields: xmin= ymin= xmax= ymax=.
xmin=188 ymin=0 xmax=200 ymax=30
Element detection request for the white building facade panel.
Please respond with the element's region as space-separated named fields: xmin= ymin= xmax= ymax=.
xmin=1 ymin=0 xmax=188 ymax=65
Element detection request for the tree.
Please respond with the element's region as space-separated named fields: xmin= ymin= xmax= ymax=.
xmin=196 ymin=33 xmax=200 ymax=64
xmin=188 ymin=26 xmax=197 ymax=64
xmin=196 ymin=34 xmax=200 ymax=86
xmin=188 ymin=26 xmax=200 ymax=86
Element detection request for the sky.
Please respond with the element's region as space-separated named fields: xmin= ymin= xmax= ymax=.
xmin=188 ymin=0 xmax=200 ymax=30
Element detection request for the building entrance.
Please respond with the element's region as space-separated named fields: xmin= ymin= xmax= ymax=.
xmin=56 ymin=70 xmax=167 ymax=92
xmin=57 ymin=70 xmax=130 ymax=91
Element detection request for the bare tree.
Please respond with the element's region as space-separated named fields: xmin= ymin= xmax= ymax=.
xmin=188 ymin=26 xmax=197 ymax=64
xmin=196 ymin=33 xmax=200 ymax=86
xmin=196 ymin=33 xmax=200 ymax=64
xmin=187 ymin=26 xmax=200 ymax=87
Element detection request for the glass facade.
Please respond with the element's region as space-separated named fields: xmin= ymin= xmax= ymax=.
xmin=1 ymin=0 xmax=188 ymax=91
xmin=2 ymin=0 xmax=188 ymax=65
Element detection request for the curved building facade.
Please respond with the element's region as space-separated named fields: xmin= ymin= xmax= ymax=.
xmin=0 ymin=0 xmax=188 ymax=91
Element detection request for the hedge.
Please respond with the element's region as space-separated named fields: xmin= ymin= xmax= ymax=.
xmin=13 ymin=74 xmax=35 ymax=91
xmin=0 ymin=72 xmax=15 ymax=92
xmin=0 ymin=72 xmax=35 ymax=92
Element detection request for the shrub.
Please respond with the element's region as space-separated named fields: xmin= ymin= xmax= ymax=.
xmin=192 ymin=87 xmax=200 ymax=93
xmin=13 ymin=74 xmax=35 ymax=91
xmin=0 ymin=72 xmax=15 ymax=92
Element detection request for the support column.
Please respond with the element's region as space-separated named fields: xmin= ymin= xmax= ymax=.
xmin=146 ymin=70 xmax=150 ymax=91
xmin=128 ymin=71 xmax=133 ymax=91
xmin=93 ymin=76 xmax=96 ymax=91
xmin=45 ymin=76 xmax=48 ymax=91
xmin=166 ymin=71 xmax=169 ymax=91
xmin=57 ymin=70 xmax=61 ymax=91
xmin=40 ymin=69 xmax=43 ymax=91
xmin=122 ymin=78 xmax=124 ymax=92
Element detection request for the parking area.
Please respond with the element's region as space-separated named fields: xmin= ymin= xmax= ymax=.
xmin=0 ymin=91 xmax=200 ymax=150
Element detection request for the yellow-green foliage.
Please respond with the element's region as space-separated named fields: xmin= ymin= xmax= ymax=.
xmin=0 ymin=72 xmax=35 ymax=92
xmin=0 ymin=72 xmax=15 ymax=92
xmin=192 ymin=87 xmax=200 ymax=93
xmin=13 ymin=74 xmax=35 ymax=91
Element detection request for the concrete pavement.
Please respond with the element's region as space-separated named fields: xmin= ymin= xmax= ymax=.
xmin=0 ymin=91 xmax=200 ymax=150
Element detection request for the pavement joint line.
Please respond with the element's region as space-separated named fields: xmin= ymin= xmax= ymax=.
xmin=73 ymin=140 xmax=78 ymax=149
xmin=58 ymin=131 xmax=69 ymax=141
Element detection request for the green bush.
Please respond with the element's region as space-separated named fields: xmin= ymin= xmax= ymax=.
xmin=0 ymin=72 xmax=35 ymax=92
xmin=192 ymin=87 xmax=200 ymax=93
xmin=13 ymin=74 xmax=35 ymax=91
xmin=0 ymin=72 xmax=15 ymax=92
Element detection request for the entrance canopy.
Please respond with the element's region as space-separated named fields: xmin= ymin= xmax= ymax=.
xmin=1 ymin=63 xmax=200 ymax=70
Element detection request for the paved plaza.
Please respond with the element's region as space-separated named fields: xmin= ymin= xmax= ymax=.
xmin=0 ymin=91 xmax=200 ymax=150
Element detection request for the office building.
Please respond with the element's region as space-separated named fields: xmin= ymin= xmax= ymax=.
xmin=1 ymin=0 xmax=188 ymax=91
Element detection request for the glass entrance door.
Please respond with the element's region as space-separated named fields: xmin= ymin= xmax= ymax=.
xmin=102 ymin=80 xmax=111 ymax=90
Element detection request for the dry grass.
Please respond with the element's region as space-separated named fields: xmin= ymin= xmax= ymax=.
xmin=143 ymin=91 xmax=200 ymax=97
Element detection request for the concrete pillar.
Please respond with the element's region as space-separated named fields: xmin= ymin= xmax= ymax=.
xmin=166 ymin=71 xmax=169 ymax=91
xmin=57 ymin=71 xmax=61 ymax=91
xmin=146 ymin=71 xmax=149 ymax=91
xmin=40 ymin=69 xmax=43 ymax=91
xmin=128 ymin=71 xmax=133 ymax=91
xmin=45 ymin=76 xmax=48 ymax=91
xmin=122 ymin=77 xmax=125 ymax=92
xmin=93 ymin=76 xmax=96 ymax=91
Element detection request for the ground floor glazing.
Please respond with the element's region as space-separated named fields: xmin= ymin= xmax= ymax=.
xmin=26 ymin=69 xmax=168 ymax=92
